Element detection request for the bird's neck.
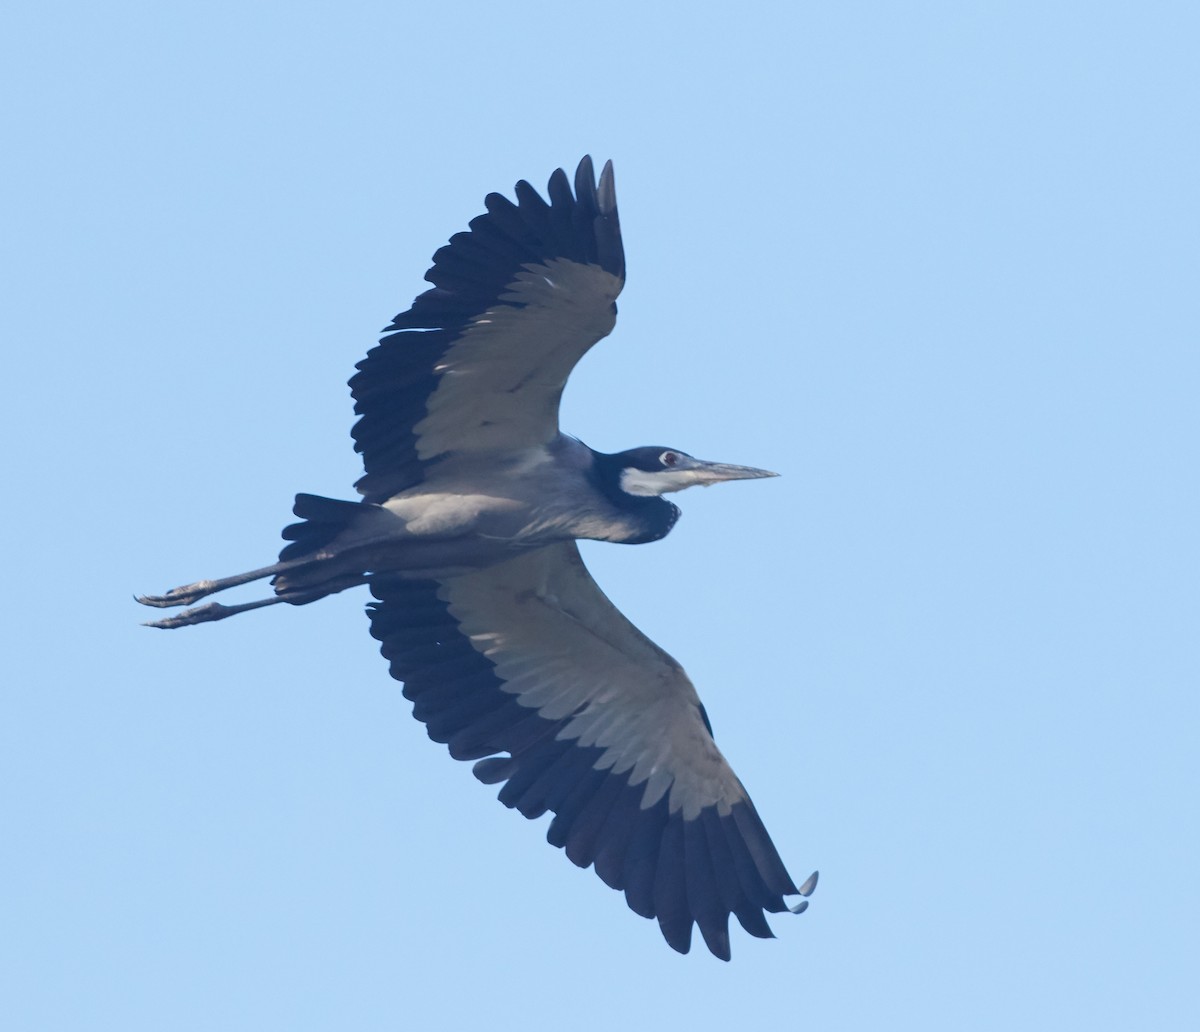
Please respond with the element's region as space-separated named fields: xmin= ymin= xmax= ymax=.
xmin=588 ymin=452 xmax=681 ymax=544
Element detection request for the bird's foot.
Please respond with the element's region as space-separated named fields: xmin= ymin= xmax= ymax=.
xmin=136 ymin=580 xmax=219 ymax=609
xmin=142 ymin=601 xmax=234 ymax=629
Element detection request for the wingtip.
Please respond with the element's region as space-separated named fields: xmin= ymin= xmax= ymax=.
xmin=596 ymin=159 xmax=617 ymax=215
xmin=574 ymin=155 xmax=597 ymax=209
xmin=783 ymin=871 xmax=819 ymax=914
xmin=546 ymin=165 xmax=571 ymax=205
xmin=698 ymin=924 xmax=732 ymax=962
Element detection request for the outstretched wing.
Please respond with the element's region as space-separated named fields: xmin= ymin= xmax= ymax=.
xmin=367 ymin=543 xmax=812 ymax=959
xmin=350 ymin=157 xmax=625 ymax=503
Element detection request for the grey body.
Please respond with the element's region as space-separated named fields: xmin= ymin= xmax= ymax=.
xmin=274 ymin=435 xmax=675 ymax=599
xmin=375 ymin=435 xmax=648 ymax=559
xmin=139 ymin=158 xmax=816 ymax=959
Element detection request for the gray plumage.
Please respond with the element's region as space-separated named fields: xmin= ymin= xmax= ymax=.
xmin=139 ymin=157 xmax=817 ymax=959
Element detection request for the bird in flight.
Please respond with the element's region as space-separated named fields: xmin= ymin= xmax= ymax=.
xmin=139 ymin=157 xmax=817 ymax=959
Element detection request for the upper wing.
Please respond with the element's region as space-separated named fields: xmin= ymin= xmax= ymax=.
xmin=350 ymin=157 xmax=625 ymax=503
xmin=367 ymin=543 xmax=812 ymax=959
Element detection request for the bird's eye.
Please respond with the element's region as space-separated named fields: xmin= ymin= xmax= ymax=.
xmin=660 ymin=451 xmax=679 ymax=467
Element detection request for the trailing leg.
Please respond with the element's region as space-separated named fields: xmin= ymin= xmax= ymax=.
xmin=136 ymin=559 xmax=300 ymax=609
xmin=137 ymin=493 xmax=370 ymax=613
xmin=142 ymin=595 xmax=288 ymax=629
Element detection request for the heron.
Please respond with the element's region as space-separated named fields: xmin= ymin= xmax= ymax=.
xmin=139 ymin=157 xmax=817 ymax=959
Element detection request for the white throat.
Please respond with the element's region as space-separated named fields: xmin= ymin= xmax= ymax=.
xmin=619 ymin=467 xmax=707 ymax=497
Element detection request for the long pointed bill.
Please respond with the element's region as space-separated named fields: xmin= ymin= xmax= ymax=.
xmin=681 ymin=457 xmax=779 ymax=487
xmin=619 ymin=455 xmax=780 ymax=497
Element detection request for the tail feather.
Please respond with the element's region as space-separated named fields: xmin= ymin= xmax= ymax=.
xmin=279 ymin=493 xmax=364 ymax=561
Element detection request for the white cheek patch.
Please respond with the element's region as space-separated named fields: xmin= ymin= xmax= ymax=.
xmin=620 ymin=467 xmax=706 ymax=497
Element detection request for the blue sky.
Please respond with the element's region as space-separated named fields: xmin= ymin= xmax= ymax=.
xmin=3 ymin=1 xmax=1197 ymax=1028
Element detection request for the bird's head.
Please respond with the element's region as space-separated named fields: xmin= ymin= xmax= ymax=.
xmin=612 ymin=446 xmax=779 ymax=498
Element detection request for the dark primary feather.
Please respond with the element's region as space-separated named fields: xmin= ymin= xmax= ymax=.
xmin=349 ymin=158 xmax=624 ymax=503
xmin=367 ymin=541 xmax=802 ymax=961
